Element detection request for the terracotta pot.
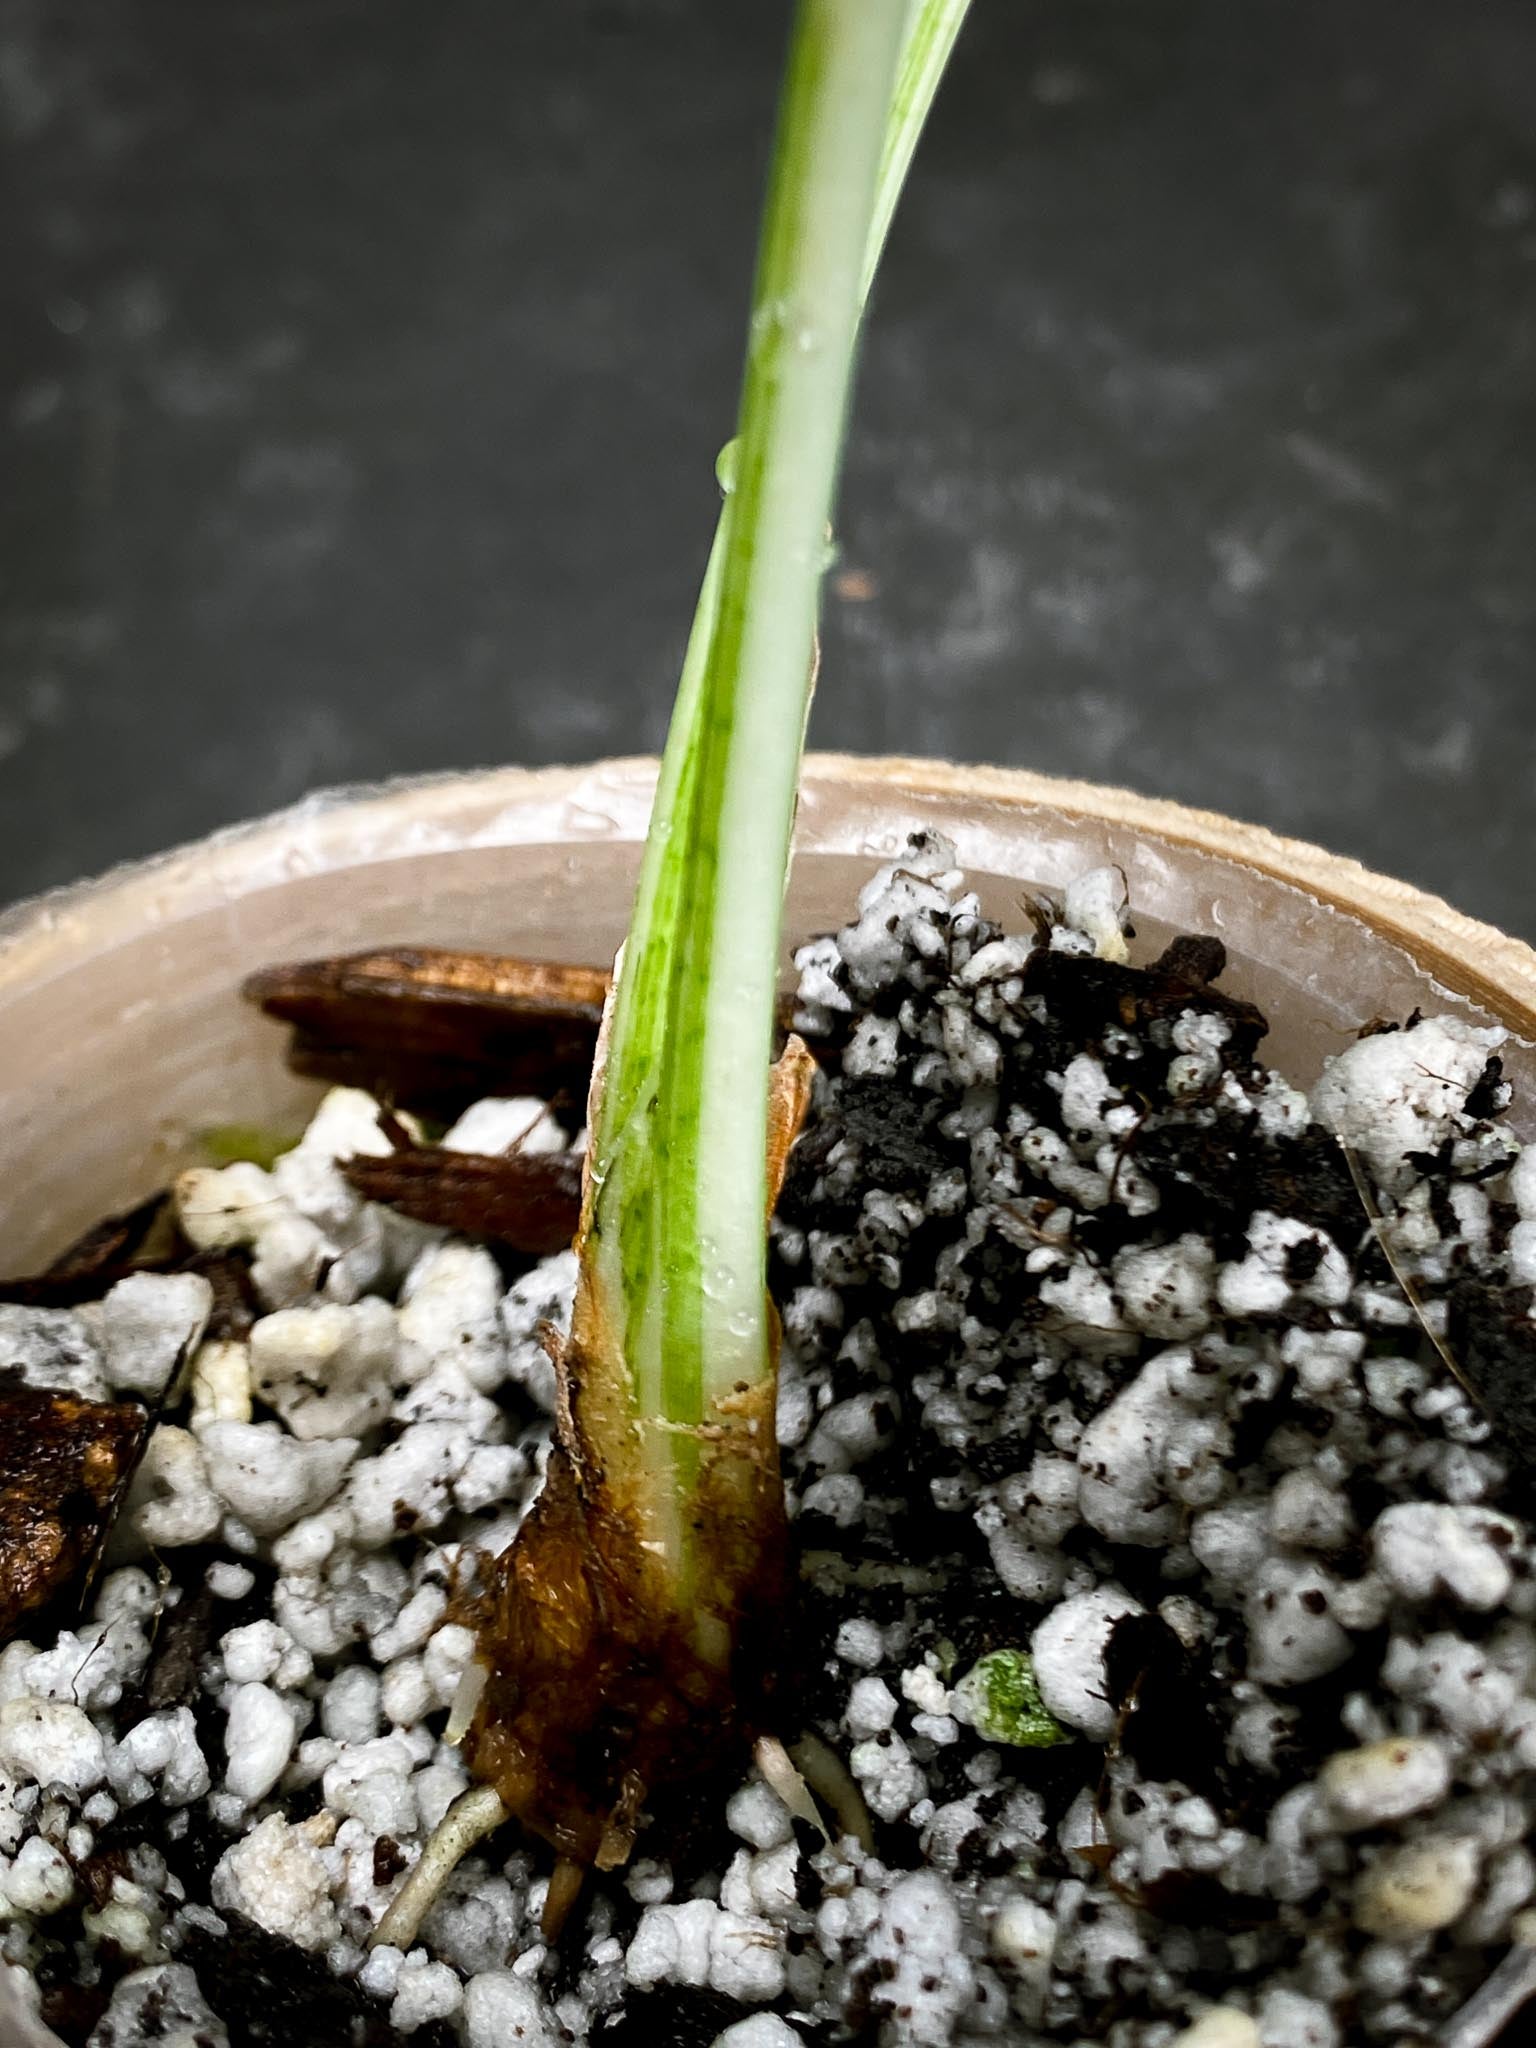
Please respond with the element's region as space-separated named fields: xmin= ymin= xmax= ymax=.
xmin=3 ymin=755 xmax=1534 ymax=2047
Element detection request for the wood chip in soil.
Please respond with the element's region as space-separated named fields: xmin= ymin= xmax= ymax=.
xmin=341 ymin=1143 xmax=583 ymax=1256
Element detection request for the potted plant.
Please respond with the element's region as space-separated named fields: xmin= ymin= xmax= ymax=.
xmin=4 ymin=5 xmax=1536 ymax=2046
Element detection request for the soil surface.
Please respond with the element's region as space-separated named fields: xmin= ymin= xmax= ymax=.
xmin=4 ymin=839 xmax=1536 ymax=2046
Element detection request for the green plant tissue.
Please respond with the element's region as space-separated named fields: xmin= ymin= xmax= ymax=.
xmin=952 ymin=1649 xmax=1073 ymax=1749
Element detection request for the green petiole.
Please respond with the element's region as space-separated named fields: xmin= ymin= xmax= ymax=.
xmin=588 ymin=0 xmax=972 ymax=1586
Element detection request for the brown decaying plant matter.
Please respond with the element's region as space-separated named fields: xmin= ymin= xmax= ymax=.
xmin=0 ymin=1383 xmax=146 ymax=1642
xmin=454 ymin=1032 xmax=816 ymax=1876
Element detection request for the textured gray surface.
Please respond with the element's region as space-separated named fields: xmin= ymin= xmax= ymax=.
xmin=1 ymin=0 xmax=1533 ymax=933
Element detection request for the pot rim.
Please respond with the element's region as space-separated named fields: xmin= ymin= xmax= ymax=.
xmin=3 ymin=753 xmax=1534 ymax=1038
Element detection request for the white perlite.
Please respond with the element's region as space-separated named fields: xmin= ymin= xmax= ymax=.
xmin=1030 ymin=1588 xmax=1144 ymax=1740
xmin=864 ymin=1872 xmax=975 ymax=2045
xmin=199 ymin=1421 xmax=358 ymax=1536
xmin=1169 ymin=2012 xmax=1261 ymax=2048
xmin=1312 ymin=1015 xmax=1504 ymax=1194
xmin=99 ymin=1272 xmax=214 ymax=1399
xmin=0 ymin=1698 xmax=108 ymax=1795
xmin=1353 ymin=1836 xmax=1482 ymax=1937
xmin=1243 ymin=1560 xmax=1352 ymax=1688
xmin=443 ymin=1094 xmax=565 ymax=1156
xmin=176 ymin=1087 xmax=432 ymax=1311
xmin=1062 ymin=866 xmax=1131 ymax=963
xmin=499 ymin=1250 xmax=577 ymax=1412
xmin=88 ymin=1963 xmax=230 ymax=2048
xmin=1372 ymin=1503 xmax=1522 ymax=1611
xmin=189 ymin=1338 xmax=253 ymax=1429
xmin=0 ymin=1303 xmax=106 ymax=1398
xmin=210 ymin=1813 xmax=341 ymax=1951
xmin=250 ymin=1298 xmax=399 ymax=1439
xmin=122 ymin=1426 xmax=223 ymax=1550
xmin=1113 ymin=1235 xmax=1214 ymax=1341
xmin=709 ymin=2016 xmax=807 ymax=2048
xmin=990 ymin=1895 xmax=1055 ymax=2022
xmin=118 ymin=1706 xmax=210 ymax=1806
xmin=1320 ymin=1738 xmax=1452 ymax=1831
xmin=3 ymin=1835 xmax=75 ymax=1915
xmin=850 ymin=1730 xmax=926 ymax=1824
xmin=461 ymin=1971 xmax=558 ymax=2048
xmin=625 ymin=1899 xmax=785 ymax=2002
xmin=1256 ymin=1991 xmax=1339 ymax=2048
xmin=223 ymin=1684 xmax=299 ymax=1804
xmin=1215 ymin=1212 xmax=1349 ymax=1318
xmin=389 ymin=1953 xmax=464 ymax=2032
xmin=1075 ymin=1349 xmax=1187 ymax=1545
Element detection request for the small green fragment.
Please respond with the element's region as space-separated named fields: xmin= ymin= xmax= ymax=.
xmin=952 ymin=1650 xmax=1073 ymax=1750
xmin=198 ymin=1123 xmax=299 ymax=1171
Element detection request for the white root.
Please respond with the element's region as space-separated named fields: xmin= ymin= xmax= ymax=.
xmin=369 ymin=1783 xmax=508 ymax=1953
xmin=756 ymin=1729 xmax=876 ymax=1853
xmin=1438 ymin=1917 xmax=1536 ymax=2048
xmin=753 ymin=1734 xmax=830 ymax=1845
xmin=444 ymin=1660 xmax=488 ymax=1747
xmin=787 ymin=1730 xmax=875 ymax=1853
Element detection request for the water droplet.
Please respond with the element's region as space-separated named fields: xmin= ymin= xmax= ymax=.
xmin=700 ymin=1259 xmax=738 ymax=1303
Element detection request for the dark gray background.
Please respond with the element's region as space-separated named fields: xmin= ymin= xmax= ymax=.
xmin=2 ymin=0 xmax=1533 ymax=932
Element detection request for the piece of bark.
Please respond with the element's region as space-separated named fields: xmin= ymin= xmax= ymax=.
xmin=0 ymin=1380 xmax=147 ymax=1642
xmin=342 ymin=1146 xmax=583 ymax=1257
xmin=246 ymin=946 xmax=835 ymax=1117
xmin=244 ymin=949 xmax=611 ymax=1118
